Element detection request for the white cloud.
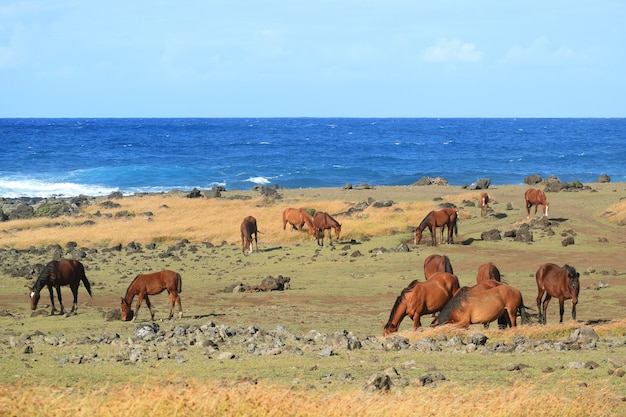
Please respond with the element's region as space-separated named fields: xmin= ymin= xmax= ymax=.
xmin=502 ymin=36 xmax=586 ymax=65
xmin=421 ymin=38 xmax=483 ymax=63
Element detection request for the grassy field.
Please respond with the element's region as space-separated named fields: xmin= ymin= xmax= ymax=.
xmin=1 ymin=183 xmax=625 ymax=416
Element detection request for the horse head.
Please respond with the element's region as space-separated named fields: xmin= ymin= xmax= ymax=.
xmin=334 ymin=223 xmax=342 ymax=239
xmin=120 ymin=298 xmax=133 ymax=321
xmin=29 ymin=287 xmax=41 ymax=310
xmin=414 ymin=228 xmax=422 ymax=244
xmin=564 ymin=265 xmax=580 ymax=303
xmin=382 ymin=322 xmax=398 ymax=336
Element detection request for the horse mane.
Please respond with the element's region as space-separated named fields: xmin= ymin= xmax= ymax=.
xmin=386 ymin=280 xmax=420 ymax=324
xmin=443 ymin=256 xmax=454 ymax=274
xmin=124 ymin=274 xmax=142 ymax=299
xmin=563 ymin=264 xmax=579 ymax=281
xmin=33 ymin=261 xmax=56 ymax=291
xmin=437 ymin=286 xmax=471 ymax=324
xmin=417 ymin=212 xmax=433 ymax=232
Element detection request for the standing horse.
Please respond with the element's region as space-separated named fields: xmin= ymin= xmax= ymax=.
xmin=475 ymin=262 xmax=501 ymax=283
xmin=423 ymin=254 xmax=454 ymax=280
xmin=313 ymin=211 xmax=341 ymax=246
xmin=383 ymin=272 xmax=460 ymax=335
xmin=414 ymin=208 xmax=458 ymax=246
xmin=480 ymin=193 xmax=489 ymax=217
xmin=535 ymin=263 xmax=580 ymax=324
xmin=29 ymin=259 xmax=92 ymax=315
xmin=240 ymin=215 xmax=258 ymax=254
xmin=525 ymin=188 xmax=549 ymax=218
xmin=120 ymin=270 xmax=183 ymax=322
xmin=434 ymin=282 xmax=529 ymax=328
xmin=282 ymin=208 xmax=316 ymax=236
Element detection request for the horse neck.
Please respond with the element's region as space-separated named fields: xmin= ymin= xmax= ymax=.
xmin=33 ymin=263 xmax=54 ymax=291
xmin=123 ymin=279 xmax=140 ymax=303
xmin=385 ymin=296 xmax=407 ymax=329
xmin=417 ymin=215 xmax=431 ymax=231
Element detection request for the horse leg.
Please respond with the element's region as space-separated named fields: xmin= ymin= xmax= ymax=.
xmin=176 ymin=293 xmax=183 ymax=319
xmin=541 ymin=294 xmax=552 ymax=324
xmin=132 ymin=294 xmax=145 ymax=322
xmin=430 ymin=225 xmax=437 ymax=246
xmin=327 ymin=228 xmax=333 ymax=246
xmin=47 ymin=284 xmax=58 ymax=315
xmin=144 ymin=295 xmax=156 ymax=321
xmin=571 ymin=300 xmax=577 ymax=321
xmin=558 ymin=298 xmax=565 ymax=323
xmin=536 ymin=289 xmax=545 ymax=324
xmin=412 ymin=313 xmax=422 ymax=329
xmin=54 ymin=286 xmax=66 ymax=315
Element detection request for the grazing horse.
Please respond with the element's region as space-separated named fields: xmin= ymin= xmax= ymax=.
xmin=383 ymin=272 xmax=460 ymax=335
xmin=423 ymin=254 xmax=454 ymax=280
xmin=120 ymin=270 xmax=183 ymax=322
xmin=475 ymin=262 xmax=501 ymax=283
xmin=282 ymin=208 xmax=315 ymax=236
xmin=414 ymin=207 xmax=458 ymax=246
xmin=480 ymin=193 xmax=489 ymax=217
xmin=313 ymin=211 xmax=341 ymax=246
xmin=434 ymin=282 xmax=529 ymax=328
xmin=535 ymin=263 xmax=580 ymax=324
xmin=240 ymin=215 xmax=258 ymax=254
xmin=29 ymin=259 xmax=92 ymax=315
xmin=525 ymin=188 xmax=549 ymax=218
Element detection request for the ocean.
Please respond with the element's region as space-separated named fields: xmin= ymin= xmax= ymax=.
xmin=0 ymin=118 xmax=624 ymax=198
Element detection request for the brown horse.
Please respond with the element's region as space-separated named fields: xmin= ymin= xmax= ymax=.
xmin=475 ymin=262 xmax=501 ymax=283
xmin=313 ymin=211 xmax=341 ymax=246
xmin=535 ymin=263 xmax=580 ymax=324
xmin=383 ymin=272 xmax=460 ymax=335
xmin=120 ymin=270 xmax=183 ymax=322
xmin=434 ymin=282 xmax=529 ymax=328
xmin=414 ymin=207 xmax=458 ymax=246
xmin=282 ymin=208 xmax=315 ymax=236
xmin=29 ymin=259 xmax=92 ymax=315
xmin=480 ymin=192 xmax=489 ymax=217
xmin=423 ymin=254 xmax=454 ymax=280
xmin=525 ymin=188 xmax=549 ymax=218
xmin=240 ymin=215 xmax=258 ymax=254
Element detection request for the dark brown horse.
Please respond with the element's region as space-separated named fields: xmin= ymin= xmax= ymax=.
xmin=414 ymin=207 xmax=458 ymax=246
xmin=480 ymin=192 xmax=489 ymax=217
xmin=282 ymin=208 xmax=315 ymax=236
xmin=535 ymin=263 xmax=580 ymax=324
xmin=120 ymin=270 xmax=183 ymax=322
xmin=29 ymin=259 xmax=92 ymax=315
xmin=525 ymin=188 xmax=549 ymax=218
xmin=313 ymin=211 xmax=341 ymax=246
xmin=383 ymin=272 xmax=460 ymax=335
xmin=434 ymin=282 xmax=529 ymax=328
xmin=240 ymin=215 xmax=258 ymax=254
xmin=475 ymin=262 xmax=501 ymax=283
xmin=423 ymin=254 xmax=454 ymax=280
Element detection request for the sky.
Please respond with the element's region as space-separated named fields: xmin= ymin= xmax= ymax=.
xmin=1 ymin=1 xmax=624 ymax=118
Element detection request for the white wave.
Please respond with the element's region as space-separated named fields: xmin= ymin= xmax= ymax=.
xmin=0 ymin=178 xmax=118 ymax=198
xmin=246 ymin=176 xmax=271 ymax=185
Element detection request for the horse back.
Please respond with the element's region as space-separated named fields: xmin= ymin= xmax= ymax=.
xmin=476 ymin=262 xmax=501 ymax=283
xmin=241 ymin=216 xmax=258 ymax=235
xmin=536 ymin=263 xmax=578 ymax=299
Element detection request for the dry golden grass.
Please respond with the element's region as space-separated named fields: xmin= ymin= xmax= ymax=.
xmin=1 ymin=377 xmax=624 ymax=417
xmin=602 ymin=199 xmax=626 ymax=225
xmin=0 ymin=195 xmax=436 ymax=248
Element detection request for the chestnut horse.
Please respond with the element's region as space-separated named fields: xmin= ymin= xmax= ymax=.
xmin=414 ymin=207 xmax=458 ymax=246
xmin=475 ymin=262 xmax=501 ymax=283
xmin=525 ymin=188 xmax=549 ymax=218
xmin=423 ymin=254 xmax=454 ymax=280
xmin=535 ymin=263 xmax=580 ymax=324
xmin=240 ymin=215 xmax=258 ymax=254
xmin=120 ymin=270 xmax=182 ymax=322
xmin=434 ymin=282 xmax=529 ymax=328
xmin=383 ymin=272 xmax=460 ymax=335
xmin=282 ymin=208 xmax=315 ymax=236
xmin=29 ymin=259 xmax=92 ymax=315
xmin=480 ymin=193 xmax=489 ymax=217
xmin=313 ymin=211 xmax=341 ymax=246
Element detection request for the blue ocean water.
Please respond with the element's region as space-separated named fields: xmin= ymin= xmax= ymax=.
xmin=0 ymin=118 xmax=624 ymax=198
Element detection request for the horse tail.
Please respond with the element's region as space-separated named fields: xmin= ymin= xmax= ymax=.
xmin=176 ymin=273 xmax=183 ymax=293
xmin=518 ymin=296 xmax=533 ymax=325
xmin=81 ymin=271 xmax=93 ymax=297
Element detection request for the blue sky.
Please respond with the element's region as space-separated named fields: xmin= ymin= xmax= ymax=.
xmin=1 ymin=1 xmax=624 ymax=117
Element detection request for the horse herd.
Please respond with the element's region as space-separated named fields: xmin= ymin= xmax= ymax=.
xmin=382 ymin=254 xmax=580 ymax=335
xmin=28 ymin=187 xmax=560 ymax=330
